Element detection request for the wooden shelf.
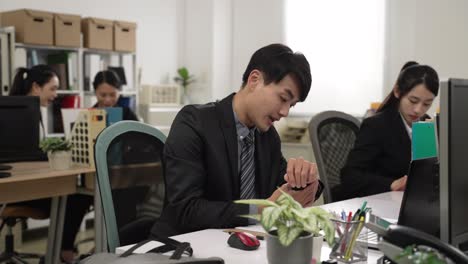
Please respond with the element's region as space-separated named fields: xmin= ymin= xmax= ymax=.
xmin=16 ymin=43 xmax=79 ymax=52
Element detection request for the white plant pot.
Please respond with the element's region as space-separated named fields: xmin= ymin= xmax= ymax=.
xmin=266 ymin=231 xmax=324 ymax=264
xmin=311 ymin=234 xmax=323 ymax=261
xmin=47 ymin=151 xmax=72 ymax=170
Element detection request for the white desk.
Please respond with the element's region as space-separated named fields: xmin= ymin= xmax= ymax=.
xmin=319 ymin=191 xmax=403 ymax=221
xmin=116 ymin=191 xmax=403 ymax=263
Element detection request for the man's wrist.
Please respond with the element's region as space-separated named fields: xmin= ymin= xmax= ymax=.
xmin=249 ymin=205 xmax=258 ymax=224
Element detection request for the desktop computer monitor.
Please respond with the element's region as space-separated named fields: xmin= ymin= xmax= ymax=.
xmin=439 ymin=78 xmax=468 ymax=251
xmin=0 ymin=96 xmax=44 ymax=163
xmin=398 ymin=157 xmax=440 ymax=237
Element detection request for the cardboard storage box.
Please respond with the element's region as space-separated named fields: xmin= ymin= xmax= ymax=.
xmin=54 ymin=13 xmax=81 ymax=47
xmin=82 ymin=17 xmax=113 ymax=50
xmin=114 ymin=20 xmax=136 ymax=52
xmin=1 ymin=9 xmax=53 ymax=45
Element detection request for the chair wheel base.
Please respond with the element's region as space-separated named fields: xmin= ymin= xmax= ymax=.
xmin=0 ymin=251 xmax=43 ymax=263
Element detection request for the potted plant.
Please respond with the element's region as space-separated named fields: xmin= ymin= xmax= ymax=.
xmin=395 ymin=244 xmax=450 ymax=264
xmin=236 ymin=190 xmax=335 ymax=264
xmin=173 ymin=67 xmax=195 ymax=105
xmin=39 ymin=137 xmax=73 ymax=170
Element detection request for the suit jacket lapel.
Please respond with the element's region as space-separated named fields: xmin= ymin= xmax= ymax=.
xmin=215 ymin=93 xmax=240 ymax=196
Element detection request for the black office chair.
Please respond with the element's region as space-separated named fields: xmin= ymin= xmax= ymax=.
xmin=309 ymin=111 xmax=360 ymax=203
xmin=0 ymin=205 xmax=47 ymax=263
xmin=94 ymin=121 xmax=166 ymax=253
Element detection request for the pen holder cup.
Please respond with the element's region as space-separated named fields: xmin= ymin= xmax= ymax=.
xmin=329 ymin=219 xmax=368 ymax=263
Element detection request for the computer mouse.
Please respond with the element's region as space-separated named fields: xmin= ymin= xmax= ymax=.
xmin=227 ymin=232 xmax=260 ymax=251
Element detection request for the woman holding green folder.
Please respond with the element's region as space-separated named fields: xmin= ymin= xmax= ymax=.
xmin=340 ymin=62 xmax=439 ymax=199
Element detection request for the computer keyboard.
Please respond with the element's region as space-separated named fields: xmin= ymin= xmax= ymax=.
xmin=357 ymin=229 xmax=380 ymax=249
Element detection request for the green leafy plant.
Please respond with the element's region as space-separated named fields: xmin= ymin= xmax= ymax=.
xmin=174 ymin=67 xmax=195 ymax=93
xmin=235 ymin=190 xmax=335 ymax=247
xmin=396 ymin=245 xmax=448 ymax=264
xmin=39 ymin=137 xmax=73 ymax=153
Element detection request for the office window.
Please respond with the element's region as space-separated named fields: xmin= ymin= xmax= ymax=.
xmin=285 ymin=0 xmax=385 ymax=116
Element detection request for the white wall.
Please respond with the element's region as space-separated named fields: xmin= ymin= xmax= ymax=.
xmin=178 ymin=0 xmax=213 ymax=103
xmin=285 ymin=0 xmax=385 ymax=116
xmin=0 ymin=0 xmax=179 ymax=85
xmin=212 ymin=0 xmax=233 ymax=101
xmin=4 ymin=0 xmax=468 ymax=109
xmin=385 ymin=0 xmax=468 ymax=113
xmin=177 ymin=0 xmax=233 ymax=103
xmin=178 ymin=0 xmax=284 ymax=103
xmin=230 ymin=0 xmax=284 ymax=91
xmin=228 ymin=0 xmax=468 ymax=115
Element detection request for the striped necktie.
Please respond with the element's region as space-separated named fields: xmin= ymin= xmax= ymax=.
xmin=240 ymin=131 xmax=255 ymax=199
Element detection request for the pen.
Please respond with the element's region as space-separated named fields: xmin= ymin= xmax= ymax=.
xmin=331 ymin=221 xmax=344 ymax=253
xmin=359 ymin=209 xmax=367 ymax=219
xmin=360 ymin=201 xmax=368 ymax=212
xmin=345 ymin=216 xmax=365 ymax=260
xmin=340 ymin=212 xmax=353 ymax=253
xmin=347 ymin=212 xmax=352 ymax=223
xmin=341 ymin=210 xmax=346 ymax=220
xmin=352 ymin=209 xmax=361 ymax=221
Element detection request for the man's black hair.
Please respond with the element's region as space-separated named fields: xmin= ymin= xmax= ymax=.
xmin=241 ymin=43 xmax=312 ymax=102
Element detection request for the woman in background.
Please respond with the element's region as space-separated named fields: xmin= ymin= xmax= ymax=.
xmin=10 ymin=65 xmax=58 ymax=137
xmin=9 ymin=67 xmax=140 ymax=262
xmin=10 ymin=65 xmax=59 ymax=107
xmin=92 ymin=70 xmax=138 ymax=121
xmin=340 ymin=62 xmax=439 ymax=199
xmin=61 ymin=70 xmax=139 ymax=262
xmin=8 ymin=65 xmax=85 ymax=263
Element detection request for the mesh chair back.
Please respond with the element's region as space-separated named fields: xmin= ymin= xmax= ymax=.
xmin=94 ymin=121 xmax=166 ymax=252
xmin=309 ymin=111 xmax=360 ymax=203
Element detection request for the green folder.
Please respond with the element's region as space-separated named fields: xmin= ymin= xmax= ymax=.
xmin=412 ymin=121 xmax=438 ymax=160
xmin=104 ymin=107 xmax=123 ymax=127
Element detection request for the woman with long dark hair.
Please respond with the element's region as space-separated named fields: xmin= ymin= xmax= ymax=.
xmin=10 ymin=65 xmax=59 ymax=106
xmin=340 ymin=62 xmax=439 ymax=199
xmin=8 ymin=65 xmax=82 ymax=262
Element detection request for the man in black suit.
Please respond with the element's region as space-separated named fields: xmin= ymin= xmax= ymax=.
xmin=152 ymin=43 xmax=322 ymax=237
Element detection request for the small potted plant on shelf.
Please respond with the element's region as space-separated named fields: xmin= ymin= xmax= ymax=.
xmin=236 ymin=190 xmax=335 ymax=264
xmin=174 ymin=67 xmax=195 ymax=105
xmin=39 ymin=137 xmax=73 ymax=170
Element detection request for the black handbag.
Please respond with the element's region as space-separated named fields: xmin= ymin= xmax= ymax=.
xmin=80 ymin=236 xmax=224 ymax=264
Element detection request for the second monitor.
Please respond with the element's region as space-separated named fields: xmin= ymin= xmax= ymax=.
xmin=0 ymin=96 xmax=45 ymax=163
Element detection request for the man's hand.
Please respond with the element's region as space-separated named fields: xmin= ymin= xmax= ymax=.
xmin=391 ymin=175 xmax=407 ymax=191
xmin=266 ymin=181 xmax=319 ymax=208
xmin=284 ymin=157 xmax=319 ymax=188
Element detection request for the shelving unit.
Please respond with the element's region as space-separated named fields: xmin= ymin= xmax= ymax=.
xmin=142 ymin=106 xmax=181 ymax=136
xmin=0 ymin=27 xmax=15 ymax=97
xmin=0 ymin=27 xmax=138 ymax=137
